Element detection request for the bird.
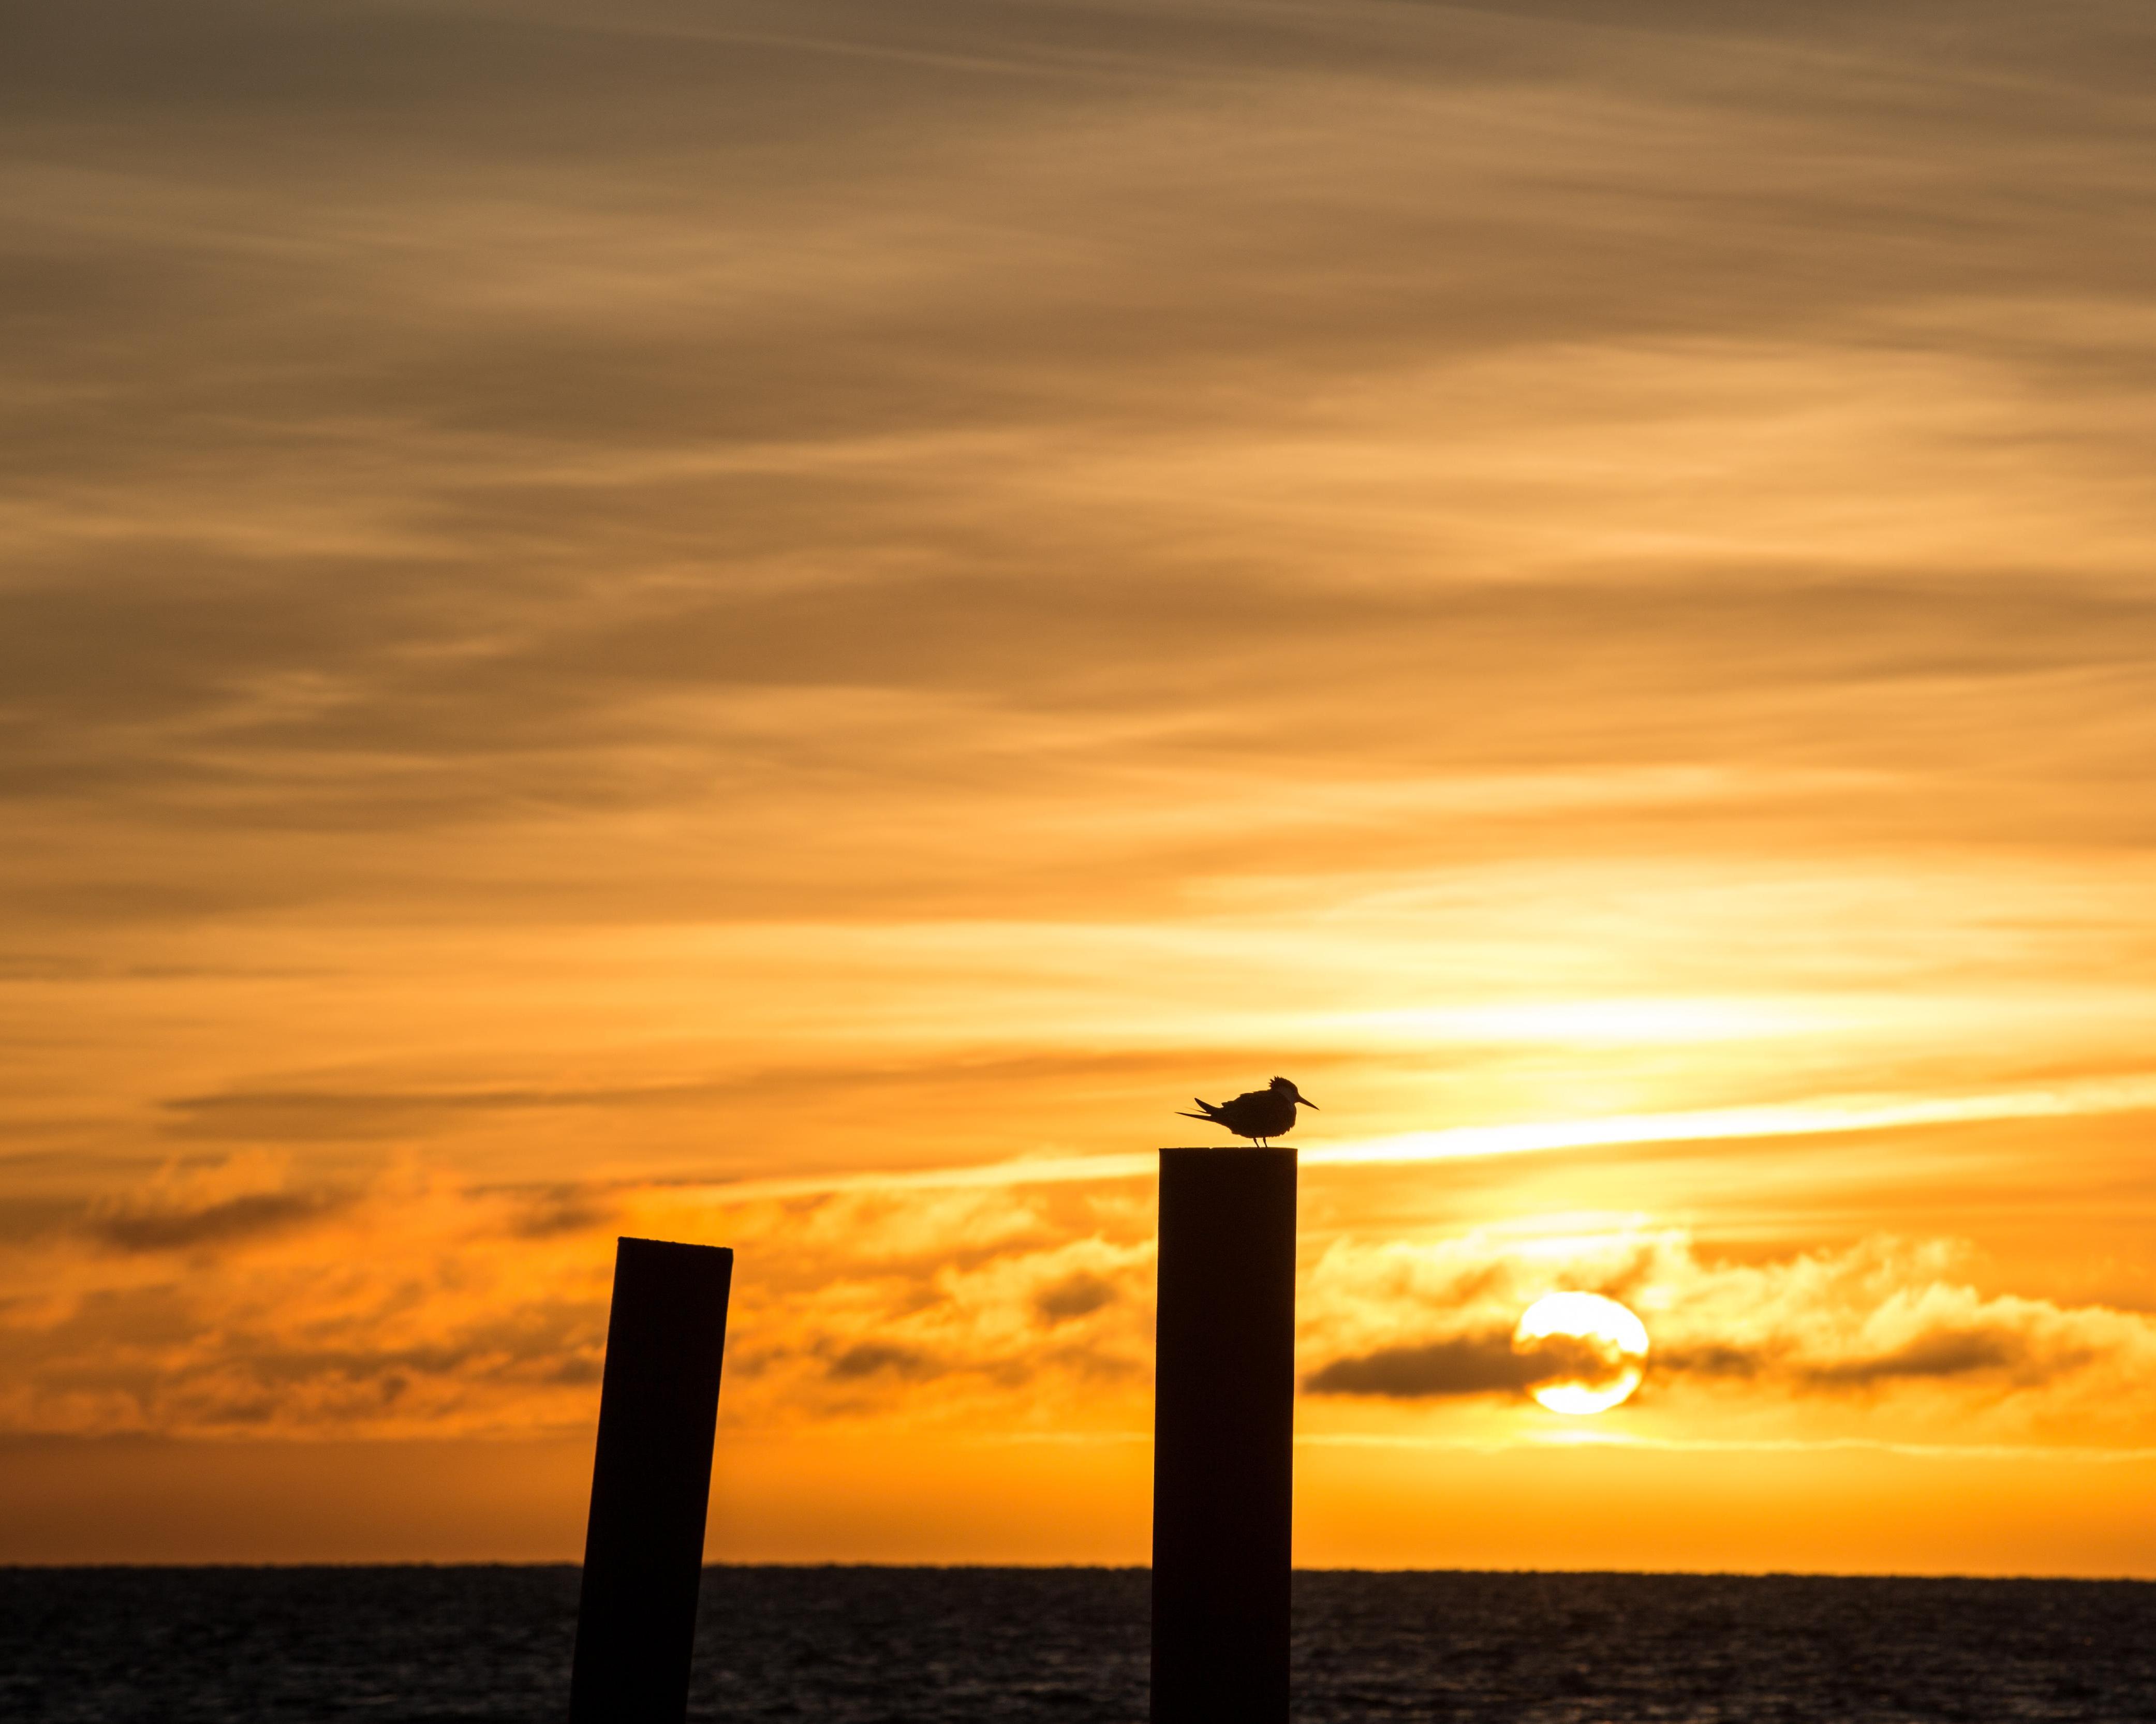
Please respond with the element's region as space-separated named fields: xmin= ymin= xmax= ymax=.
xmin=1177 ymin=1076 xmax=1319 ymax=1147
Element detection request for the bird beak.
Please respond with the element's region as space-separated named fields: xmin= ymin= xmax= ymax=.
xmin=1299 ymin=1096 xmax=1319 ymax=1109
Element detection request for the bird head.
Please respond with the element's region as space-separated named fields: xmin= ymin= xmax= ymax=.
xmin=1271 ymin=1076 xmax=1318 ymax=1109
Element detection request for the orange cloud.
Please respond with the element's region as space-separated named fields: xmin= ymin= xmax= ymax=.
xmin=1301 ymin=1227 xmax=2156 ymax=1446
xmin=12 ymin=1150 xmax=2154 ymax=1465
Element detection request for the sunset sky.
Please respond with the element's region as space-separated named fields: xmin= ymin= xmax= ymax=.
xmin=6 ymin=0 xmax=2156 ymax=1573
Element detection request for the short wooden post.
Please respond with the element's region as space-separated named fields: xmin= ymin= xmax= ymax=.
xmin=1150 ymin=1147 xmax=1298 ymax=1724
xmin=570 ymin=1237 xmax=734 ymax=1724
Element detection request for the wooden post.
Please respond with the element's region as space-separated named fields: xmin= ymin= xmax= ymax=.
xmin=1150 ymin=1147 xmax=1297 ymax=1724
xmin=570 ymin=1237 xmax=734 ymax=1724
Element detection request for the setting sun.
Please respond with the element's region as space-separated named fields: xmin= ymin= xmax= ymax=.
xmin=1513 ymin=1292 xmax=1652 ymax=1416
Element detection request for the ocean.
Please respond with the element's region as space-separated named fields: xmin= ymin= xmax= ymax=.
xmin=4 ymin=1565 xmax=2152 ymax=1722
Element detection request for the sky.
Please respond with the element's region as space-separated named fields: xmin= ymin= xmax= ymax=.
xmin=5 ymin=0 xmax=2156 ymax=1572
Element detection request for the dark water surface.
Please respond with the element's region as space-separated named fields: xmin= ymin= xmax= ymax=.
xmin=5 ymin=1565 xmax=2153 ymax=1722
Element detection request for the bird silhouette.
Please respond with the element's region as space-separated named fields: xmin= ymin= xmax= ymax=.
xmin=1177 ymin=1076 xmax=1319 ymax=1147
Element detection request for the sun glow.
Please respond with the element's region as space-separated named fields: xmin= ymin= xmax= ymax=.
xmin=1513 ymin=1292 xmax=1651 ymax=1416
xmin=1340 ymin=996 xmax=1810 ymax=1045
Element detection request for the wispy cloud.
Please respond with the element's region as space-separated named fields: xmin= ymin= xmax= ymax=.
xmin=627 ymin=1072 xmax=2156 ymax=1203
xmin=1305 ymin=1075 xmax=2156 ymax=1172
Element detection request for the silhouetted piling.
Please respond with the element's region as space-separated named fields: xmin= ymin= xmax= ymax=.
xmin=570 ymin=1237 xmax=734 ymax=1724
xmin=1150 ymin=1147 xmax=1297 ymax=1724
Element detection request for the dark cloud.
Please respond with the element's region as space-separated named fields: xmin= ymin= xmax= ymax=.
xmin=1310 ymin=1314 xmax=2116 ymax=1402
xmin=230 ymin=1302 xmax=607 ymax=1390
xmin=1306 ymin=1328 xmax=1619 ymax=1399
xmin=1795 ymin=1328 xmax=2093 ymax=1391
xmin=509 ymin=1189 xmax=617 ymax=1240
xmin=825 ymin=1342 xmax=942 ymax=1383
xmin=1034 ymin=1271 xmax=1119 ymax=1324
xmin=0 ymin=1196 xmax=101 ymax=1246
xmin=1642 ymin=1329 xmax=2072 ymax=1394
xmin=86 ymin=1188 xmax=355 ymax=1253
xmin=1305 ymin=1332 xmax=1532 ymax=1398
xmin=1656 ymin=1342 xmax=1770 ymax=1380
xmin=0 ymin=1291 xmax=610 ymax=1437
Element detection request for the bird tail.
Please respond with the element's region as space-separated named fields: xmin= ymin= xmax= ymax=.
xmin=1177 ymin=1098 xmax=1224 ymax=1123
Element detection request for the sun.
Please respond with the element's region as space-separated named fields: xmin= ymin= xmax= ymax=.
xmin=1512 ymin=1291 xmax=1650 ymax=1415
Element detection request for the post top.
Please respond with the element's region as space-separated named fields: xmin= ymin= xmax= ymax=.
xmin=615 ymin=1236 xmax=734 ymax=1259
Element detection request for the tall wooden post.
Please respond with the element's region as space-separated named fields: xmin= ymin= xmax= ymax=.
xmin=1150 ymin=1147 xmax=1298 ymax=1724
xmin=570 ymin=1237 xmax=734 ymax=1724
